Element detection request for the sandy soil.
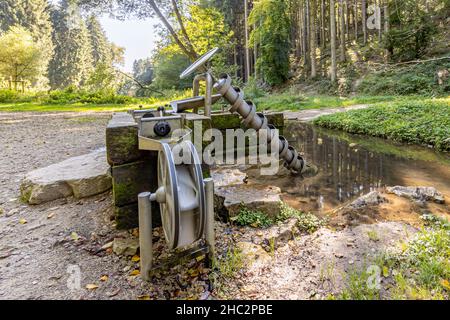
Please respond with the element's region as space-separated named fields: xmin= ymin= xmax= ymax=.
xmin=0 ymin=111 xmax=429 ymax=300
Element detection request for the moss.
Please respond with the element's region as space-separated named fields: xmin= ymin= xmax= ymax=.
xmin=19 ymin=185 xmax=32 ymax=204
xmin=211 ymin=113 xmax=242 ymax=130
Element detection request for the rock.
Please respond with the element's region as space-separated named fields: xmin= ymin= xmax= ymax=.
xmin=101 ymin=241 xmax=114 ymax=250
xmin=236 ymin=242 xmax=272 ymax=267
xmin=211 ymin=168 xmax=247 ymax=187
xmin=215 ymin=184 xmax=282 ymax=219
xmin=349 ymin=191 xmax=386 ymax=209
xmin=259 ymin=218 xmax=299 ymax=251
xmin=113 ymin=237 xmax=139 ymax=256
xmin=20 ymin=149 xmax=112 ymax=205
xmin=386 ymin=186 xmax=445 ymax=204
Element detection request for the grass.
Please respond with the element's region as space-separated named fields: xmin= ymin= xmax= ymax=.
xmin=252 ymin=92 xmax=427 ymax=112
xmin=231 ymin=202 xmax=324 ymax=233
xmin=0 ymin=89 xmax=191 ymax=113
xmin=338 ymin=214 xmax=450 ymax=300
xmin=314 ymin=97 xmax=450 ymax=151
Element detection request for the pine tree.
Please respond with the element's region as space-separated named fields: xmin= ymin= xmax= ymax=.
xmin=49 ymin=1 xmax=94 ymax=89
xmin=86 ymin=15 xmax=112 ymax=66
xmin=0 ymin=0 xmax=53 ymax=88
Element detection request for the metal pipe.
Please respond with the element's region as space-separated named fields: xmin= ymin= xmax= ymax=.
xmin=138 ymin=192 xmax=153 ymax=281
xmin=192 ymin=73 xmax=213 ymax=117
xmin=214 ymin=74 xmax=305 ymax=174
xmin=204 ymin=178 xmax=215 ymax=263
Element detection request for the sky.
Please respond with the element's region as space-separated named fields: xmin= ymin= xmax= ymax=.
xmin=99 ymin=16 xmax=161 ymax=72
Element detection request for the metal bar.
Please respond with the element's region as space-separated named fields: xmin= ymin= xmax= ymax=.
xmin=138 ymin=192 xmax=153 ymax=281
xmin=204 ymin=178 xmax=216 ymax=263
xmin=151 ymin=244 xmax=209 ymax=273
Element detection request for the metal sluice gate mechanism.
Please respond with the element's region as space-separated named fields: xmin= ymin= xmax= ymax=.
xmin=132 ymin=48 xmax=307 ymax=280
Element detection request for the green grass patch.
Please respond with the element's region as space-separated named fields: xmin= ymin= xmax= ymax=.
xmin=232 ymin=202 xmax=324 ymax=232
xmin=252 ymin=91 xmax=425 ymax=112
xmin=314 ymin=97 xmax=450 ymax=151
xmin=338 ymin=214 xmax=450 ymax=300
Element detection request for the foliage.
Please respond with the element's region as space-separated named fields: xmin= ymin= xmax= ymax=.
xmin=277 ymin=202 xmax=324 ymax=233
xmin=358 ymin=60 xmax=450 ymax=96
xmin=152 ymin=4 xmax=235 ymax=90
xmin=213 ymin=246 xmax=244 ymax=278
xmin=232 ymin=207 xmax=274 ymax=228
xmin=0 ymin=0 xmax=54 ymax=88
xmin=384 ymin=0 xmax=440 ymax=62
xmin=48 ymin=1 xmax=94 ymax=89
xmin=314 ymin=98 xmax=450 ymax=151
xmin=249 ymin=0 xmax=290 ymax=86
xmin=243 ymin=77 xmax=267 ymax=100
xmin=0 ymin=26 xmax=44 ymax=86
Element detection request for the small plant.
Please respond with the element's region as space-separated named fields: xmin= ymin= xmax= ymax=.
xmin=367 ymin=230 xmax=380 ymax=242
xmin=213 ymin=246 xmax=244 ymax=278
xmin=278 ymin=202 xmax=324 ymax=233
xmin=338 ymin=267 xmax=382 ymax=300
xmin=232 ymin=206 xmax=274 ymax=228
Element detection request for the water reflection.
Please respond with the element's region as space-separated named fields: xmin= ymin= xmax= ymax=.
xmin=244 ymin=121 xmax=450 ymax=213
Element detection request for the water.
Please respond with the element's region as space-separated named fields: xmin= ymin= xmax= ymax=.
xmin=242 ymin=121 xmax=450 ymax=214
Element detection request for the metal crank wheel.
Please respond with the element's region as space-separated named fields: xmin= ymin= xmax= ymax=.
xmin=157 ymin=141 xmax=206 ymax=250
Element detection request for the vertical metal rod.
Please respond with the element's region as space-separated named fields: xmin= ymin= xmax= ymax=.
xmin=138 ymin=192 xmax=153 ymax=281
xmin=204 ymin=178 xmax=215 ymax=263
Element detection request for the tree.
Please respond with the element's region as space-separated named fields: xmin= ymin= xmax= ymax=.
xmin=49 ymin=1 xmax=94 ymax=89
xmin=330 ymin=0 xmax=337 ymax=82
xmin=362 ymin=0 xmax=367 ymax=44
xmin=0 ymin=26 xmax=44 ymax=88
xmin=86 ymin=15 xmax=112 ymax=65
xmin=249 ymin=0 xmax=290 ymax=86
xmin=310 ymin=0 xmax=317 ymax=78
xmin=339 ymin=0 xmax=346 ymax=62
xmin=0 ymin=0 xmax=53 ymax=88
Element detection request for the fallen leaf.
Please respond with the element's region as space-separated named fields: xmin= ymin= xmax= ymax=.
xmin=86 ymin=284 xmax=99 ymax=290
xmin=19 ymin=218 xmax=27 ymax=225
xmin=100 ymin=275 xmax=109 ymax=282
xmin=47 ymin=212 xmax=55 ymax=219
xmin=382 ymin=266 xmax=390 ymax=278
xmin=130 ymin=269 xmax=140 ymax=276
xmin=137 ymin=295 xmax=150 ymax=300
xmin=107 ymin=288 xmax=121 ymax=297
xmin=131 ymin=255 xmax=140 ymax=262
xmin=70 ymin=232 xmax=79 ymax=241
xmin=440 ymin=279 xmax=450 ymax=291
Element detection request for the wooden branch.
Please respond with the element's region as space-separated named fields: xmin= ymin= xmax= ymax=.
xmin=146 ymin=0 xmax=197 ymax=61
xmin=171 ymin=0 xmax=198 ymax=60
xmin=115 ymin=68 xmax=164 ymax=95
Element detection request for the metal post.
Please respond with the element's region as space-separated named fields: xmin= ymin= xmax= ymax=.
xmin=204 ymin=178 xmax=215 ymax=263
xmin=192 ymin=73 xmax=213 ymax=117
xmin=138 ymin=192 xmax=153 ymax=281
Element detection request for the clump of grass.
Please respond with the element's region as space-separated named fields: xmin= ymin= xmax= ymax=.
xmin=213 ymin=246 xmax=244 ymax=278
xmin=338 ymin=266 xmax=382 ymax=300
xmin=278 ymin=202 xmax=324 ymax=233
xmin=231 ymin=206 xmax=274 ymax=228
xmin=367 ymin=230 xmax=380 ymax=242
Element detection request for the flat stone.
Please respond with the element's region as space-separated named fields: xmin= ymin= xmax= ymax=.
xmin=386 ymin=186 xmax=445 ymax=204
xmin=215 ymin=184 xmax=282 ymax=220
xmin=113 ymin=237 xmax=139 ymax=256
xmin=20 ymin=149 xmax=111 ymax=205
xmin=349 ymin=191 xmax=386 ymax=209
xmin=236 ymin=242 xmax=272 ymax=267
xmin=211 ymin=168 xmax=247 ymax=187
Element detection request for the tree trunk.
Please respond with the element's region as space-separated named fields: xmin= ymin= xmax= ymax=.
xmin=339 ymin=0 xmax=346 ymax=62
xmin=303 ymin=0 xmax=310 ymax=75
xmin=170 ymin=0 xmax=197 ymax=59
xmin=244 ymin=0 xmax=250 ymax=82
xmin=310 ymin=0 xmax=317 ymax=78
xmin=147 ymin=0 xmax=197 ymax=61
xmin=384 ymin=2 xmax=390 ymax=62
xmin=354 ymin=0 xmax=358 ymax=40
xmin=321 ymin=0 xmax=326 ymax=48
xmin=362 ymin=0 xmax=367 ymax=45
xmin=330 ymin=0 xmax=337 ymax=82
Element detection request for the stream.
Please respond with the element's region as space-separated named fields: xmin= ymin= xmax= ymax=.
xmin=242 ymin=121 xmax=450 ymax=215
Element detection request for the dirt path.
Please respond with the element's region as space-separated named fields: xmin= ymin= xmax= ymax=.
xmin=0 ymin=111 xmax=423 ymax=300
xmin=284 ymin=104 xmax=369 ymax=122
